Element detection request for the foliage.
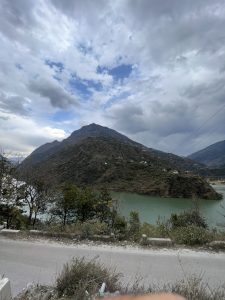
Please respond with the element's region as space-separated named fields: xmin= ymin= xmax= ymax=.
xmin=170 ymin=209 xmax=208 ymax=229
xmin=128 ymin=211 xmax=140 ymax=241
xmin=76 ymin=220 xmax=109 ymax=238
xmin=171 ymin=225 xmax=212 ymax=245
xmin=140 ymin=219 xmax=169 ymax=238
xmin=50 ymin=184 xmax=115 ymax=227
xmin=0 ymin=204 xmax=27 ymax=229
xmin=75 ymin=187 xmax=97 ymax=222
xmin=0 ymin=154 xmax=25 ymax=228
xmin=56 ymin=257 xmax=121 ymax=298
xmin=95 ymin=188 xmax=112 ymax=224
xmin=112 ymin=214 xmax=127 ymax=234
xmin=50 ymin=184 xmax=79 ymax=225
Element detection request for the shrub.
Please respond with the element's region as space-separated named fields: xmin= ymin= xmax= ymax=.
xmin=140 ymin=221 xmax=169 ymax=238
xmin=170 ymin=209 xmax=207 ymax=229
xmin=56 ymin=257 xmax=121 ymax=298
xmin=113 ymin=215 xmax=127 ymax=234
xmin=79 ymin=221 xmax=108 ymax=238
xmin=46 ymin=221 xmax=109 ymax=238
xmin=171 ymin=225 xmax=212 ymax=245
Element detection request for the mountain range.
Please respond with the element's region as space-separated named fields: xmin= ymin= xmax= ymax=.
xmin=188 ymin=140 xmax=225 ymax=168
xmin=18 ymin=123 xmax=221 ymax=200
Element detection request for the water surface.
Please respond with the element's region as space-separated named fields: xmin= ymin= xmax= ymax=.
xmin=113 ymin=185 xmax=225 ymax=229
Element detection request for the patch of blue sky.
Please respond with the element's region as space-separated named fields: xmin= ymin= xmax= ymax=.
xmin=45 ymin=59 xmax=64 ymax=73
xmin=97 ymin=64 xmax=133 ymax=81
xmin=69 ymin=75 xmax=102 ymax=100
xmin=51 ymin=110 xmax=74 ymax=122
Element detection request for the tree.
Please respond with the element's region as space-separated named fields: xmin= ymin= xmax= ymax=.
xmin=0 ymin=153 xmax=24 ymax=228
xmin=75 ymin=187 xmax=97 ymax=222
xmin=17 ymin=167 xmax=55 ymax=228
xmin=95 ymin=188 xmax=112 ymax=224
xmin=19 ymin=182 xmax=47 ymax=227
xmin=50 ymin=184 xmax=79 ymax=225
xmin=128 ymin=211 xmax=140 ymax=240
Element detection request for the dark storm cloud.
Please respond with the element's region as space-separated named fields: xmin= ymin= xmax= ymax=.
xmin=28 ymin=78 xmax=79 ymax=109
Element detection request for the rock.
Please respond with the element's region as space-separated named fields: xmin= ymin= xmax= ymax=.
xmin=143 ymin=237 xmax=173 ymax=247
xmin=0 ymin=229 xmax=20 ymax=235
xmin=208 ymin=241 xmax=225 ymax=250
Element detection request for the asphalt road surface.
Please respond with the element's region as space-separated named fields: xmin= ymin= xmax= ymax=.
xmin=0 ymin=236 xmax=225 ymax=296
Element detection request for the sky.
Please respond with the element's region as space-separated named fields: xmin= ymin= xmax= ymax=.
xmin=0 ymin=0 xmax=225 ymax=157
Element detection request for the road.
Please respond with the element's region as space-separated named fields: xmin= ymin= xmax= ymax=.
xmin=0 ymin=236 xmax=225 ymax=296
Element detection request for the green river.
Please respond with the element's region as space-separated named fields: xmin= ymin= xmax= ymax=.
xmin=113 ymin=185 xmax=225 ymax=229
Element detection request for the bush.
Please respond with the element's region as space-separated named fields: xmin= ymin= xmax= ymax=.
xmin=113 ymin=215 xmax=127 ymax=234
xmin=46 ymin=221 xmax=109 ymax=238
xmin=56 ymin=257 xmax=121 ymax=298
xmin=171 ymin=225 xmax=212 ymax=245
xmin=140 ymin=221 xmax=169 ymax=238
xmin=79 ymin=221 xmax=108 ymax=238
xmin=170 ymin=209 xmax=207 ymax=229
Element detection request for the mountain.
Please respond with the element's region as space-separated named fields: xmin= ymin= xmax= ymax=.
xmin=18 ymin=124 xmax=221 ymax=200
xmin=20 ymin=124 xmax=142 ymax=168
xmin=21 ymin=123 xmax=203 ymax=171
xmin=188 ymin=140 xmax=225 ymax=167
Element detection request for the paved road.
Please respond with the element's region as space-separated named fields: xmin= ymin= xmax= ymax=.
xmin=1 ymin=236 xmax=225 ymax=296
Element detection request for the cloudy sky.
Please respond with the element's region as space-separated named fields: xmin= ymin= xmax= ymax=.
xmin=0 ymin=0 xmax=225 ymax=157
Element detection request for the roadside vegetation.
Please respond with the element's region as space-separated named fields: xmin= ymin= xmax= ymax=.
xmin=14 ymin=257 xmax=225 ymax=300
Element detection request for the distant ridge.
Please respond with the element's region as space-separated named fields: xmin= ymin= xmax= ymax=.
xmin=188 ymin=140 xmax=225 ymax=167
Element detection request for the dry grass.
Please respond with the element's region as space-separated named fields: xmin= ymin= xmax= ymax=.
xmin=56 ymin=257 xmax=121 ymax=299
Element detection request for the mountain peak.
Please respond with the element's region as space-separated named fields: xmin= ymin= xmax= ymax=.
xmin=67 ymin=123 xmax=138 ymax=146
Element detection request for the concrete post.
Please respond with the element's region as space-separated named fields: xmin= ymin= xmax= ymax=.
xmin=0 ymin=278 xmax=12 ymax=300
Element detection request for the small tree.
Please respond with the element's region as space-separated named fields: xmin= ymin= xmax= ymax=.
xmin=128 ymin=211 xmax=140 ymax=240
xmin=95 ymin=188 xmax=112 ymax=224
xmin=75 ymin=187 xmax=97 ymax=222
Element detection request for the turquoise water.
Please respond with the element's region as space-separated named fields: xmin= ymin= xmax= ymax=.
xmin=113 ymin=185 xmax=225 ymax=229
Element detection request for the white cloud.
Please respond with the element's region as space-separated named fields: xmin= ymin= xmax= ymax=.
xmin=0 ymin=111 xmax=67 ymax=156
xmin=0 ymin=0 xmax=225 ymax=156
